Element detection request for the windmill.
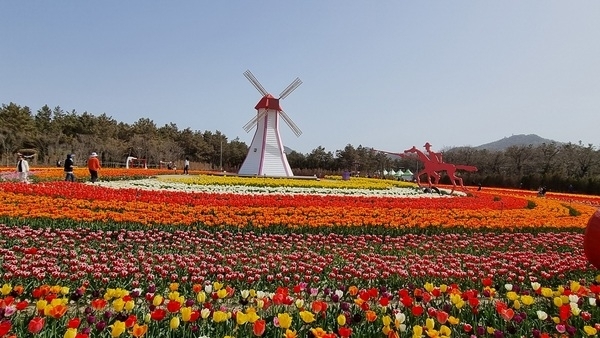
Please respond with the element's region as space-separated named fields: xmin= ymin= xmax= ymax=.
xmin=238 ymin=70 xmax=302 ymax=176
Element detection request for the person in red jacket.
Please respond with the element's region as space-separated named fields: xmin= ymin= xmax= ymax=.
xmin=87 ymin=152 xmax=101 ymax=183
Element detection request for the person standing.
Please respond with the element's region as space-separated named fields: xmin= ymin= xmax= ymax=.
xmin=87 ymin=152 xmax=101 ymax=183
xmin=183 ymin=157 xmax=190 ymax=175
xmin=16 ymin=154 xmax=30 ymax=183
xmin=64 ymin=154 xmax=75 ymax=182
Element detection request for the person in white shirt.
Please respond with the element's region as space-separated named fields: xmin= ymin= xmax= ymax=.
xmin=16 ymin=154 xmax=30 ymax=183
xmin=184 ymin=157 xmax=190 ymax=175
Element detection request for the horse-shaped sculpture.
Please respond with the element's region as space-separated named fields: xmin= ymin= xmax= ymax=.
xmin=404 ymin=146 xmax=478 ymax=193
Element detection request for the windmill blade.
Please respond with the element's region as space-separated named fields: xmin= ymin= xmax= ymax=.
xmin=243 ymin=70 xmax=268 ymax=96
xmin=279 ymin=77 xmax=302 ymax=100
xmin=280 ymin=110 xmax=302 ymax=137
xmin=242 ymin=110 xmax=267 ymax=132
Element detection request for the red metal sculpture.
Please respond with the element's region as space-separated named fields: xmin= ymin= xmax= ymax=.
xmin=403 ymin=143 xmax=478 ymax=193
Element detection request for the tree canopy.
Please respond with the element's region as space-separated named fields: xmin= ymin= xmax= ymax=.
xmin=1 ymin=102 xmax=599 ymax=194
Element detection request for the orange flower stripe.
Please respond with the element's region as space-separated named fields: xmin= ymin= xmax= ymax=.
xmin=0 ymin=181 xmax=595 ymax=229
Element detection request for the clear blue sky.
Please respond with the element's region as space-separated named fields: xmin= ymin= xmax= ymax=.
xmin=2 ymin=1 xmax=599 ymax=154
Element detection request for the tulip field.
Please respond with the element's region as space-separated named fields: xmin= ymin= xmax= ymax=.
xmin=1 ymin=168 xmax=600 ymax=338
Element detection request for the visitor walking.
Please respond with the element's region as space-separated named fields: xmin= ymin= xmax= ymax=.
xmin=183 ymin=157 xmax=190 ymax=175
xmin=87 ymin=152 xmax=101 ymax=183
xmin=16 ymin=154 xmax=30 ymax=183
xmin=64 ymin=154 xmax=75 ymax=182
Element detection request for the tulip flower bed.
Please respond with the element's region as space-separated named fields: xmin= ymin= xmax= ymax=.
xmin=1 ymin=173 xmax=600 ymax=338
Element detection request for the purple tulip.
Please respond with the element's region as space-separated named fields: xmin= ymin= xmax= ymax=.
xmin=96 ymin=321 xmax=106 ymax=332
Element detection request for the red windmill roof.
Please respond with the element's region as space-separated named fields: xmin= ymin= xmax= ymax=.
xmin=254 ymin=94 xmax=282 ymax=111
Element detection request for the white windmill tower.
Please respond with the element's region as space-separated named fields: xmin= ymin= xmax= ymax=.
xmin=238 ymin=70 xmax=303 ymax=177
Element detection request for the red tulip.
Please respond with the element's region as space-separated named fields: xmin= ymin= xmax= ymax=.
xmin=253 ymin=319 xmax=266 ymax=336
xmin=0 ymin=321 xmax=11 ymax=337
xmin=67 ymin=317 xmax=81 ymax=329
xmin=28 ymin=317 xmax=45 ymax=334
xmin=150 ymin=308 xmax=166 ymax=321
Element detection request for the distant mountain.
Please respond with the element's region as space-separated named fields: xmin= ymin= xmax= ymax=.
xmin=474 ymin=134 xmax=559 ymax=151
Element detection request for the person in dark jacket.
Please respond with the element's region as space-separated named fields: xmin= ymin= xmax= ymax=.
xmin=64 ymin=154 xmax=75 ymax=182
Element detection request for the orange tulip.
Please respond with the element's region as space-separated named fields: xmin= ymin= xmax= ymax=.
xmin=131 ymin=323 xmax=148 ymax=337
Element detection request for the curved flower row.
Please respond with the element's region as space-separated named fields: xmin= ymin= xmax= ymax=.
xmin=97 ymin=178 xmax=434 ymax=198
xmin=0 ymin=180 xmax=594 ymax=228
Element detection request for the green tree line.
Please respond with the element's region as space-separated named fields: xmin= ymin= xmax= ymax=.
xmin=1 ymin=102 xmax=599 ymax=194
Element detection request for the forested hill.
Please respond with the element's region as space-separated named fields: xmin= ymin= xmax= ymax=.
xmin=474 ymin=134 xmax=560 ymax=151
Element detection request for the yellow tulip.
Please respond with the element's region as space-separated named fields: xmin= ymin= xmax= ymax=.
xmin=412 ymin=325 xmax=423 ymax=338
xmin=382 ymin=325 xmax=391 ymax=335
xmin=104 ymin=289 xmax=115 ymax=300
xmin=236 ymin=311 xmax=248 ymax=325
xmin=584 ymin=326 xmax=597 ymax=336
xmin=213 ymin=310 xmax=228 ymax=323
xmin=213 ymin=281 xmax=223 ymax=291
xmin=299 ymin=310 xmax=315 ymax=323
xmin=570 ymin=281 xmax=581 ymax=293
xmin=513 ymin=299 xmax=521 ymax=310
xmin=112 ymin=298 xmax=125 ymax=312
xmin=336 ymin=314 xmax=346 ymax=326
xmin=278 ymin=313 xmax=292 ymax=329
xmin=426 ymin=318 xmax=435 ymax=330
xmin=197 ymin=291 xmax=206 ymax=303
xmin=217 ymin=289 xmax=228 ymax=299
xmin=170 ymin=316 xmax=180 ymax=330
xmin=152 ymin=295 xmax=163 ymax=307
xmin=553 ymin=297 xmax=563 ymax=307
xmin=60 ymin=287 xmax=70 ymax=295
xmin=448 ymin=316 xmax=460 ymax=325
xmin=521 ymin=295 xmax=534 ymax=306
xmin=64 ymin=328 xmax=77 ymax=338
xmin=181 ymin=307 xmax=192 ymax=322
xmin=168 ymin=291 xmax=180 ymax=301
xmin=541 ymin=288 xmax=553 ymax=298
xmin=506 ymin=291 xmax=518 ymax=301
xmin=424 ymin=282 xmax=434 ymax=292
xmin=245 ymin=308 xmax=260 ymax=323
xmin=125 ymin=300 xmax=135 ymax=311
xmin=0 ymin=284 xmax=12 ymax=296
xmin=36 ymin=299 xmax=48 ymax=311
xmin=440 ymin=325 xmax=451 ymax=336
xmin=439 ymin=284 xmax=448 ymax=293
xmin=110 ymin=320 xmax=126 ymax=337
xmin=382 ymin=315 xmax=392 ymax=326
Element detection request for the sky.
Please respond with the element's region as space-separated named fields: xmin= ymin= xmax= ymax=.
xmin=1 ymin=1 xmax=599 ymax=154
